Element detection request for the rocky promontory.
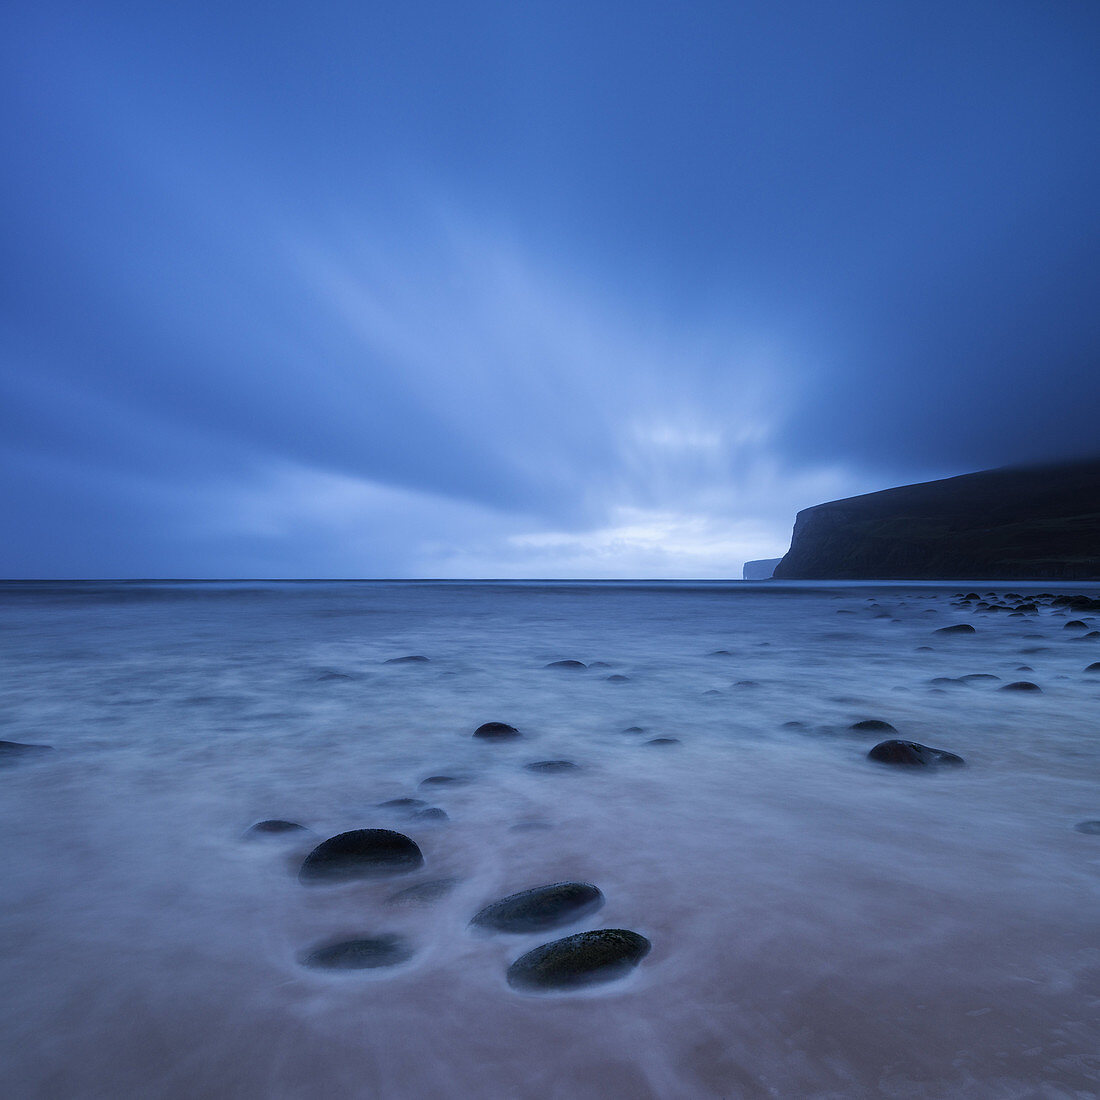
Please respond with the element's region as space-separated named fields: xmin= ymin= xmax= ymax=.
xmin=773 ymin=458 xmax=1100 ymax=580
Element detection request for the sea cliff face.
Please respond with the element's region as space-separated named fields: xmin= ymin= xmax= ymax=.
xmin=773 ymin=458 xmax=1100 ymax=580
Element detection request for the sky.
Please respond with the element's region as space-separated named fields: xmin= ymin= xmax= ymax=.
xmin=2 ymin=1 xmax=1099 ymax=578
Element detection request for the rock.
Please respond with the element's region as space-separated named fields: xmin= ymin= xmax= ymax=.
xmin=507 ymin=929 xmax=651 ymax=991
xmin=472 ymin=882 xmax=604 ymax=933
xmin=850 ymin=719 xmax=898 ymax=733
xmin=781 ymin=720 xmax=807 ymax=729
xmin=384 ymin=655 xmax=430 ymax=664
xmin=1000 ymin=681 xmax=1042 ymax=692
xmin=509 ymin=821 xmax=553 ymax=832
xmin=418 ymin=775 xmax=469 ymax=787
xmin=413 ymin=807 xmax=449 ymax=821
xmin=709 ymin=650 xmax=732 ymax=657
xmin=621 ymin=726 xmax=646 ymax=734
xmin=867 ymin=740 xmax=965 ymax=767
xmin=524 ymin=760 xmax=580 ymax=773
xmin=702 ymin=689 xmax=722 ymax=696
xmin=386 ymin=878 xmax=459 ymax=906
xmin=299 ymin=829 xmax=423 ymax=883
xmin=376 ymin=798 xmax=428 ymax=810
xmin=645 ymin=737 xmax=681 ymax=746
xmin=1065 ymin=620 xmax=1089 ymax=631
xmin=588 ymin=661 xmax=612 ymax=669
xmin=545 ymin=660 xmax=586 ymax=670
xmin=935 ymin=624 xmax=976 ymax=635
xmin=300 ymin=934 xmax=413 ymax=970
xmin=0 ymin=740 xmax=54 ymax=764
xmin=733 ymin=680 xmax=759 ymax=688
xmin=1074 ymin=821 xmax=1100 ymax=835
xmin=473 ymin=722 xmax=521 ymax=740
xmin=959 ymin=673 xmax=1000 ymax=682
xmin=605 ymin=674 xmax=630 ymax=682
xmin=1085 ymin=663 xmax=1100 ymax=673
xmin=246 ymin=819 xmax=306 ymax=837
xmin=315 ymin=671 xmax=352 ymax=681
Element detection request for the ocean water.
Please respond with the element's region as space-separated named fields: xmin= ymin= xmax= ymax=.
xmin=1 ymin=580 xmax=1098 ymax=1100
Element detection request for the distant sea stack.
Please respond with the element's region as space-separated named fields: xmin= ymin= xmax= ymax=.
xmin=773 ymin=458 xmax=1100 ymax=581
xmin=743 ymin=558 xmax=782 ymax=580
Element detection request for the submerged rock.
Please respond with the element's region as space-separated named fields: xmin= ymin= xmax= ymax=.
xmin=386 ymin=878 xmax=460 ymax=906
xmin=376 ymin=797 xmax=428 ymax=810
xmin=867 ymin=740 xmax=965 ymax=767
xmin=0 ymin=740 xmax=54 ymax=764
xmin=384 ymin=655 xmax=430 ymax=664
xmin=473 ymin=722 xmax=522 ymax=740
xmin=545 ymin=660 xmax=586 ymax=670
xmin=301 ymin=934 xmax=413 ymax=970
xmin=935 ymin=624 xmax=976 ymax=635
xmin=605 ymin=674 xmax=630 ymax=682
xmin=419 ymin=774 xmax=470 ymax=787
xmin=1064 ymin=620 xmax=1089 ymax=631
xmin=1000 ymin=681 xmax=1042 ymax=692
xmin=524 ymin=760 xmax=580 ymax=773
xmin=246 ymin=819 xmax=306 ymax=837
xmin=850 ymin=719 xmax=898 ymax=733
xmin=621 ymin=726 xmax=646 ymax=734
xmin=1074 ymin=821 xmax=1100 ymax=835
xmin=1085 ymin=663 xmax=1100 ymax=673
xmin=645 ymin=737 xmax=681 ymax=746
xmin=412 ymin=807 xmax=448 ymax=821
xmin=472 ymin=881 xmax=604 ymax=933
xmin=507 ymin=928 xmax=651 ymax=990
xmin=299 ymin=829 xmax=423 ymax=883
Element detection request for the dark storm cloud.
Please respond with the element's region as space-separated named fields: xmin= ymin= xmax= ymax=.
xmin=1 ymin=1 xmax=1098 ymax=576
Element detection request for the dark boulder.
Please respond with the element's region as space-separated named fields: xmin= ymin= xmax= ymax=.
xmin=473 ymin=722 xmax=521 ymax=740
xmin=935 ymin=624 xmax=976 ymax=635
xmin=605 ymin=674 xmax=630 ymax=682
xmin=545 ymin=660 xmax=586 ymax=670
xmin=299 ymin=829 xmax=423 ymax=883
xmin=645 ymin=737 xmax=681 ymax=746
xmin=1085 ymin=663 xmax=1100 ymax=673
xmin=472 ymin=881 xmax=604 ymax=933
xmin=1064 ymin=620 xmax=1089 ymax=631
xmin=1074 ymin=821 xmax=1100 ymax=835
xmin=300 ymin=934 xmax=413 ymax=970
xmin=384 ymin=655 xmax=430 ymax=664
xmin=246 ymin=819 xmax=306 ymax=837
xmin=0 ymin=740 xmax=54 ymax=764
xmin=621 ymin=726 xmax=646 ymax=734
xmin=419 ymin=775 xmax=470 ymax=787
xmin=867 ymin=740 xmax=965 ymax=767
xmin=412 ymin=807 xmax=448 ymax=821
xmin=507 ymin=928 xmax=651 ymax=991
xmin=1000 ymin=681 xmax=1042 ymax=692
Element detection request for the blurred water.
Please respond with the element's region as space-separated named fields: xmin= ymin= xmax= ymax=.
xmin=1 ymin=580 xmax=1098 ymax=1099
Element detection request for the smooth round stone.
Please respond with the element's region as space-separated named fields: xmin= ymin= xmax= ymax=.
xmin=850 ymin=719 xmax=897 ymax=733
xmin=645 ymin=737 xmax=681 ymax=746
xmin=473 ymin=722 xmax=521 ymax=740
xmin=377 ymin=797 xmax=428 ymax=810
xmin=299 ymin=829 xmax=423 ymax=883
xmin=419 ymin=775 xmax=470 ymax=787
xmin=935 ymin=624 xmax=976 ymax=635
xmin=959 ymin=673 xmax=999 ymax=682
xmin=524 ymin=760 xmax=580 ymax=773
xmin=246 ymin=819 xmax=306 ymax=837
xmin=0 ymin=740 xmax=54 ymax=764
xmin=867 ymin=740 xmax=965 ymax=767
xmin=386 ymin=878 xmax=460 ymax=906
xmin=1084 ymin=663 xmax=1100 ymax=673
xmin=1074 ymin=821 xmax=1100 ymax=835
xmin=472 ymin=881 xmax=604 ymax=933
xmin=605 ymin=674 xmax=630 ymax=682
xmin=301 ymin=934 xmax=413 ymax=970
xmin=507 ymin=928 xmax=651 ymax=991
xmin=545 ymin=660 xmax=586 ymax=670
xmin=1064 ymin=620 xmax=1089 ymax=630
xmin=1000 ymin=681 xmax=1042 ymax=692
xmin=413 ymin=807 xmax=448 ymax=821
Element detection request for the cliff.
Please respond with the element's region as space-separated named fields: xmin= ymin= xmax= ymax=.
xmin=772 ymin=458 xmax=1100 ymax=580
xmin=742 ymin=558 xmax=782 ymax=580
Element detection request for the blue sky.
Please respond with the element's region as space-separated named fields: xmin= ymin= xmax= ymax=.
xmin=2 ymin=1 xmax=1098 ymax=577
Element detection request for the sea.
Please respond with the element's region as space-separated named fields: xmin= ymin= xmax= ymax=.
xmin=1 ymin=579 xmax=1098 ymax=1100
